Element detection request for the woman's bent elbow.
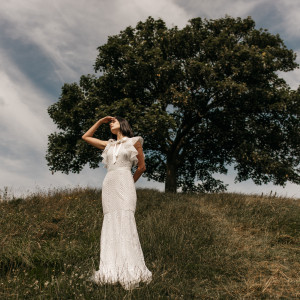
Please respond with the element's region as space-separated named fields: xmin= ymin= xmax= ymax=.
xmin=138 ymin=166 xmax=146 ymax=172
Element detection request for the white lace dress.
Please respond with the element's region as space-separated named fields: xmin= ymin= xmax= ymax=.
xmin=89 ymin=136 xmax=152 ymax=290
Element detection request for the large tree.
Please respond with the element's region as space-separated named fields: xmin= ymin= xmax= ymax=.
xmin=46 ymin=16 xmax=300 ymax=193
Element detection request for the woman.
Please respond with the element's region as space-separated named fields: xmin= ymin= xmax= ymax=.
xmin=82 ymin=115 xmax=152 ymax=290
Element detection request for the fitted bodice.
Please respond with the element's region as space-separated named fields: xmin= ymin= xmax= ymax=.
xmin=101 ymin=136 xmax=144 ymax=171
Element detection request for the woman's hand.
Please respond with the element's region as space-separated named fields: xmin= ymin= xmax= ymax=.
xmin=100 ymin=116 xmax=115 ymax=124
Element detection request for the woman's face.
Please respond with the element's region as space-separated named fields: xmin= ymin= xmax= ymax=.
xmin=109 ymin=117 xmax=120 ymax=134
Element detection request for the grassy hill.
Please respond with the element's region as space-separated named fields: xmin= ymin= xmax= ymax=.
xmin=0 ymin=187 xmax=299 ymax=299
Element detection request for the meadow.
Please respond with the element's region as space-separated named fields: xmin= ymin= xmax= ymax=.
xmin=0 ymin=187 xmax=299 ymax=299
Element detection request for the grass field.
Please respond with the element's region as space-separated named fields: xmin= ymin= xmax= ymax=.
xmin=0 ymin=187 xmax=299 ymax=299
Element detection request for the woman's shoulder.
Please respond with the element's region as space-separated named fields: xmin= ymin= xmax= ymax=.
xmin=103 ymin=138 xmax=116 ymax=150
xmin=105 ymin=138 xmax=116 ymax=146
xmin=130 ymin=136 xmax=144 ymax=147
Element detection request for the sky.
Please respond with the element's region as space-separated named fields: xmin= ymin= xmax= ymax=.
xmin=0 ymin=0 xmax=300 ymax=199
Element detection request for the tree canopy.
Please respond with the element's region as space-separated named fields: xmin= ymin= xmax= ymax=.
xmin=46 ymin=15 xmax=300 ymax=193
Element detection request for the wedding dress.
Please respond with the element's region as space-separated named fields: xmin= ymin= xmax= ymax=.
xmin=89 ymin=136 xmax=152 ymax=290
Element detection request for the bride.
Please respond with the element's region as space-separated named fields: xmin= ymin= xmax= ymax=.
xmin=82 ymin=115 xmax=152 ymax=290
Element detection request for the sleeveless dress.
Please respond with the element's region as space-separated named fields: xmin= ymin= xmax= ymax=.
xmin=89 ymin=136 xmax=152 ymax=290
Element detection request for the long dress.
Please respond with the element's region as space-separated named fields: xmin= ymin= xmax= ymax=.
xmin=89 ymin=136 xmax=152 ymax=290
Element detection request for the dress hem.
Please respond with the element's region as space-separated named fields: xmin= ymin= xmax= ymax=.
xmin=88 ymin=270 xmax=152 ymax=290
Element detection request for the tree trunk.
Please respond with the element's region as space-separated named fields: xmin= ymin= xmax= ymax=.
xmin=165 ymin=159 xmax=177 ymax=193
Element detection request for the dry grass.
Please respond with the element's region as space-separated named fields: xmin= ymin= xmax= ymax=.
xmin=0 ymin=187 xmax=299 ymax=299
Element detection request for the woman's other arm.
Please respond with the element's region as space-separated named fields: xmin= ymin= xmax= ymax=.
xmin=82 ymin=116 xmax=113 ymax=150
xmin=133 ymin=141 xmax=146 ymax=183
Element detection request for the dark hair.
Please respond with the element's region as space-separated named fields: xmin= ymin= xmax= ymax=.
xmin=110 ymin=116 xmax=134 ymax=140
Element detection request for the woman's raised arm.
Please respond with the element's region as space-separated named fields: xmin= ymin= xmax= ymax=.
xmin=82 ymin=116 xmax=113 ymax=150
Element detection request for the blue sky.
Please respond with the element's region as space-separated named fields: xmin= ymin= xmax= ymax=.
xmin=0 ymin=0 xmax=299 ymax=199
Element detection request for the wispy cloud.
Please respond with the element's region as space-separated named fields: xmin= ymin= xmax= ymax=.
xmin=0 ymin=0 xmax=189 ymax=83
xmin=271 ymin=0 xmax=300 ymax=40
xmin=0 ymin=53 xmax=50 ymax=149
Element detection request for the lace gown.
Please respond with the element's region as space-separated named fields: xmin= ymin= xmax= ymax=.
xmin=89 ymin=136 xmax=152 ymax=290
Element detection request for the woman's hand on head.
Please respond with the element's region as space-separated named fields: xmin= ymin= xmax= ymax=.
xmin=101 ymin=116 xmax=115 ymax=123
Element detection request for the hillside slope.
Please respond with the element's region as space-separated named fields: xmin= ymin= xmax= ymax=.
xmin=0 ymin=188 xmax=299 ymax=299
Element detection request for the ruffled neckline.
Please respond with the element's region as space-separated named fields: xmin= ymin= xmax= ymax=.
xmin=110 ymin=136 xmax=130 ymax=145
xmin=101 ymin=136 xmax=142 ymax=169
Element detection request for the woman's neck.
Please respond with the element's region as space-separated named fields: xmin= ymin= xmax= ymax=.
xmin=116 ymin=133 xmax=125 ymax=140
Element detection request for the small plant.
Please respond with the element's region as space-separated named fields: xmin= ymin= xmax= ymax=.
xmin=0 ymin=186 xmax=12 ymax=202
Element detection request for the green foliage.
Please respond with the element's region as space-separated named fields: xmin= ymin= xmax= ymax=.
xmin=46 ymin=16 xmax=300 ymax=192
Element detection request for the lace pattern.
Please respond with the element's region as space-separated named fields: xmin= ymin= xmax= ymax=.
xmin=90 ymin=210 xmax=152 ymax=290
